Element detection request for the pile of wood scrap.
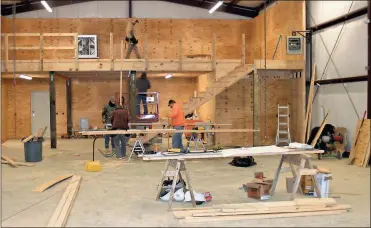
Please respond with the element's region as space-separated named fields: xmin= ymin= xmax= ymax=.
xmin=22 ymin=126 xmax=48 ymax=143
xmin=1 ymin=155 xmax=35 ymax=167
xmin=172 ymin=198 xmax=350 ymax=223
xmin=348 ymin=114 xmax=370 ymax=168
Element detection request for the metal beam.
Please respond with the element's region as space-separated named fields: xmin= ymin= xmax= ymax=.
xmin=49 ymin=71 xmax=57 ymax=149
xmin=163 ymin=0 xmax=258 ymax=18
xmin=305 ymin=75 xmax=368 ymax=86
xmin=309 ymin=7 xmax=367 ymax=33
xmin=368 ymin=1 xmax=371 ymax=119
xmin=66 ymin=78 xmax=72 ymax=139
xmin=1 ymin=0 xmax=92 ymax=16
xmin=129 ymin=0 xmax=132 ymax=18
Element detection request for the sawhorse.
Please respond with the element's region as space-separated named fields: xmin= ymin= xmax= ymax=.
xmin=270 ymin=154 xmax=322 ymax=199
xmin=155 ymin=159 xmax=196 ymax=210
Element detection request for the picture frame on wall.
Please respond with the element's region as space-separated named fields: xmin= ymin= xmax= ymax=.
xmin=78 ymin=35 xmax=98 ymax=58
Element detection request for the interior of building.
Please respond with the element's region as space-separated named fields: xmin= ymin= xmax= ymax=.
xmin=0 ymin=0 xmax=370 ymax=227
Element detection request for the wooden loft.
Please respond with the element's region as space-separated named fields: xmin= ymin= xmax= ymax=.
xmin=1 ymin=32 xmax=244 ymax=73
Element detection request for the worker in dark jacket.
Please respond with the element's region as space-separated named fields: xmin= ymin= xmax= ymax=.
xmin=136 ymin=72 xmax=151 ymax=115
xmin=111 ymin=105 xmax=130 ymax=159
xmin=102 ymin=96 xmax=116 ymax=149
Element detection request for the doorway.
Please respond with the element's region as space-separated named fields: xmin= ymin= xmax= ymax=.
xmin=31 ymin=91 xmax=50 ymax=137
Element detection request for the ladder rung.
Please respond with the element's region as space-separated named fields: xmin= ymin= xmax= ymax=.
xmin=279 ymin=131 xmax=288 ymax=134
xmin=279 ymin=123 xmax=288 ymax=125
xmin=279 ymin=106 xmax=289 ymax=109
xmin=277 ymin=139 xmax=289 ymax=143
xmin=279 ymin=115 xmax=288 ymax=117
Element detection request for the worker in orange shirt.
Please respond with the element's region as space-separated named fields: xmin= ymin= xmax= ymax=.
xmin=168 ymin=99 xmax=185 ymax=150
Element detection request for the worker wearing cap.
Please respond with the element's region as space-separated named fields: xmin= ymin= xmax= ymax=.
xmin=168 ymin=100 xmax=185 ymax=150
xmin=136 ymin=72 xmax=151 ymax=115
xmin=125 ymin=17 xmax=141 ymax=59
xmin=102 ymin=96 xmax=116 ymax=150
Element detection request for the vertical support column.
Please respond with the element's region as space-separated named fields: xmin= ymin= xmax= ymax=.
xmin=120 ymin=40 xmax=124 ymax=106
xmin=74 ymin=33 xmax=79 ymax=71
xmin=49 ymin=71 xmax=57 ymax=149
xmin=129 ymin=71 xmax=137 ymax=125
xmin=179 ymin=36 xmax=182 ymax=71
xmin=241 ymin=33 xmax=246 ymax=65
xmin=4 ymin=34 xmax=8 ymax=71
xmin=144 ymin=34 xmax=148 ymax=70
xmin=66 ymin=78 xmax=72 ymax=139
xmin=253 ymin=69 xmax=260 ymax=146
xmin=212 ymin=33 xmax=216 ymax=71
xmin=110 ymin=32 xmax=113 ymax=70
xmin=368 ymin=0 xmax=371 ymax=120
xmin=129 ymin=0 xmax=133 ymax=18
xmin=40 ymin=33 xmax=43 ymax=71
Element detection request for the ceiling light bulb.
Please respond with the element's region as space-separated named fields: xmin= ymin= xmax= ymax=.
xmin=19 ymin=75 xmax=32 ymax=80
xmin=165 ymin=74 xmax=173 ymax=79
xmin=209 ymin=1 xmax=223 ymax=14
xmin=41 ymin=1 xmax=52 ymax=13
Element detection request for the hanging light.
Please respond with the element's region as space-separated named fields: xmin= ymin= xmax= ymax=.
xmin=165 ymin=74 xmax=173 ymax=79
xmin=209 ymin=1 xmax=223 ymax=14
xmin=19 ymin=74 xmax=32 ymax=80
xmin=41 ymin=1 xmax=53 ymax=13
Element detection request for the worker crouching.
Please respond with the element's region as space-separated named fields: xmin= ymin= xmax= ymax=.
xmin=111 ymin=105 xmax=130 ymax=159
xmin=168 ymin=100 xmax=185 ymax=151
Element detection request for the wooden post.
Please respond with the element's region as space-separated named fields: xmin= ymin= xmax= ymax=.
xmin=40 ymin=33 xmax=43 ymax=71
xmin=49 ymin=71 xmax=57 ymax=149
xmin=74 ymin=33 xmax=78 ymax=71
xmin=253 ymin=69 xmax=260 ymax=146
xmin=305 ymin=64 xmax=316 ymax=142
xmin=120 ymin=40 xmax=124 ymax=106
xmin=4 ymin=33 xmax=8 ymax=71
xmin=110 ymin=32 xmax=113 ymax=70
xmin=242 ymin=33 xmax=246 ymax=65
xmin=212 ymin=33 xmax=216 ymax=70
xmin=66 ymin=78 xmax=72 ymax=138
xmin=179 ymin=36 xmax=182 ymax=71
xmin=144 ymin=34 xmax=148 ymax=70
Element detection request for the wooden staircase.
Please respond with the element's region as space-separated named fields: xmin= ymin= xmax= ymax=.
xmin=139 ymin=64 xmax=253 ymax=144
xmin=184 ymin=64 xmax=254 ymax=114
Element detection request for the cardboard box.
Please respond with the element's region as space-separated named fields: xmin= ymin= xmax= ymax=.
xmin=246 ymin=179 xmax=273 ymax=200
xmin=300 ymin=175 xmax=314 ymax=195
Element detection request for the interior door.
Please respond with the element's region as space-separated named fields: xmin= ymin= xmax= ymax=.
xmin=31 ymin=91 xmax=50 ymax=137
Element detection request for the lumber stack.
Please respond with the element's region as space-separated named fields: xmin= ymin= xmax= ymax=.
xmin=348 ymin=119 xmax=370 ymax=167
xmin=172 ymin=198 xmax=350 ymax=223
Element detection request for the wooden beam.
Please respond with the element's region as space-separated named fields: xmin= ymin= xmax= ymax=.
xmin=43 ymin=46 xmax=75 ymax=50
xmin=144 ymin=34 xmax=148 ymax=70
xmin=4 ymin=33 xmax=8 ymax=71
xmin=110 ymin=32 xmax=113 ymax=70
xmin=43 ymin=33 xmax=76 ymax=37
xmin=242 ymin=33 xmax=246 ymax=65
xmin=305 ymin=64 xmax=316 ymax=142
xmin=120 ymin=40 xmax=124 ymax=106
xmin=47 ymin=175 xmax=82 ymax=227
xmin=7 ymin=33 xmax=41 ymax=36
xmin=253 ymin=69 xmax=260 ymax=146
xmin=33 ymin=174 xmax=74 ymax=192
xmin=1 ymin=155 xmax=18 ymax=167
xmin=49 ymin=71 xmax=57 ymax=149
xmin=40 ymin=34 xmax=43 ymax=71
xmin=310 ymin=110 xmax=330 ymax=148
xmin=212 ymin=33 xmax=216 ymax=70
xmin=9 ymin=47 xmax=39 ymax=50
xmin=179 ymin=36 xmax=182 ymax=71
xmin=74 ymin=34 xmax=78 ymax=71
xmin=254 ymin=60 xmax=305 ymax=70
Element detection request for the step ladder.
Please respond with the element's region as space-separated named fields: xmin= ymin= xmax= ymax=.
xmin=275 ymin=104 xmax=291 ymax=146
xmin=128 ymin=138 xmax=146 ymax=162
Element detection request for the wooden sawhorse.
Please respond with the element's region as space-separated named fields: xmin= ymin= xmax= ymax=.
xmin=155 ymin=159 xmax=196 ymax=210
xmin=270 ymin=154 xmax=322 ymax=199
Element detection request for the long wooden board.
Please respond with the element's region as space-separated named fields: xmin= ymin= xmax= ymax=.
xmin=47 ymin=175 xmax=82 ymax=227
xmin=349 ymin=119 xmax=370 ymax=167
xmin=34 ymin=174 xmax=74 ymax=192
xmin=310 ymin=110 xmax=330 ymax=147
xmin=1 ymin=155 xmax=18 ymax=167
xmin=2 ymin=160 xmax=35 ymax=167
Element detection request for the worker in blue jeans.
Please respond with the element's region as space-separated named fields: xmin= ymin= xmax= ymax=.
xmin=136 ymin=72 xmax=151 ymax=114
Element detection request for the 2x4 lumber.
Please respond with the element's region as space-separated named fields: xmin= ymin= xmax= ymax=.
xmin=144 ymin=34 xmax=148 ymax=70
xmin=179 ymin=36 xmax=182 ymax=71
xmin=110 ymin=32 xmax=113 ymax=70
xmin=21 ymin=134 xmax=35 ymax=143
xmin=212 ymin=33 xmax=216 ymax=70
xmin=9 ymin=47 xmax=39 ymax=50
xmin=2 ymin=160 xmax=35 ymax=167
xmin=7 ymin=33 xmax=41 ymax=36
xmin=47 ymin=175 xmax=82 ymax=227
xmin=43 ymin=33 xmax=76 ymax=37
xmin=74 ymin=34 xmax=78 ymax=70
xmin=179 ymin=210 xmax=347 ymax=223
xmin=43 ymin=47 xmax=75 ymax=50
xmin=80 ymin=129 xmax=259 ymax=135
xmin=33 ymin=174 xmax=74 ymax=192
xmin=4 ymin=34 xmax=8 ymax=71
xmin=40 ymin=34 xmax=43 ymax=71
xmin=310 ymin=110 xmax=330 ymax=147
xmin=253 ymin=69 xmax=260 ymax=146
xmin=305 ymin=64 xmax=316 ymax=142
xmin=1 ymin=155 xmax=18 ymax=167
xmin=241 ymin=34 xmax=245 ymax=65
xmin=254 ymin=59 xmax=305 ymax=70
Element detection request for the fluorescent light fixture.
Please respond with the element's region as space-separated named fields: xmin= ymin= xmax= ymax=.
xmin=19 ymin=74 xmax=32 ymax=80
xmin=209 ymin=1 xmax=223 ymax=14
xmin=165 ymin=74 xmax=173 ymax=79
xmin=41 ymin=1 xmax=52 ymax=12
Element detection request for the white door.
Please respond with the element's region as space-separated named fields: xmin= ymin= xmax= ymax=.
xmin=31 ymin=91 xmax=50 ymax=137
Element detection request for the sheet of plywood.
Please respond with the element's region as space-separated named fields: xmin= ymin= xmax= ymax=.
xmin=47 ymin=175 xmax=82 ymax=227
xmin=33 ymin=174 xmax=74 ymax=192
xmin=349 ymin=119 xmax=370 ymax=166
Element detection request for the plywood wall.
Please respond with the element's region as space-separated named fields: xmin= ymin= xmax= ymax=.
xmin=1 ymin=81 xmax=8 ymax=143
xmin=2 ymin=18 xmax=251 ymax=60
xmin=71 ymin=77 xmax=195 ymax=130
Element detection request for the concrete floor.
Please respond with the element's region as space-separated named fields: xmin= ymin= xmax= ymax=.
xmin=1 ymin=139 xmax=370 ymax=227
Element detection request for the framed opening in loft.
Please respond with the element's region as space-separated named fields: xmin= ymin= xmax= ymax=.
xmin=78 ymin=35 xmax=98 ymax=58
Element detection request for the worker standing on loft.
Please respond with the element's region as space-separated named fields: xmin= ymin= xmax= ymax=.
xmin=111 ymin=105 xmax=130 ymax=159
xmin=125 ymin=17 xmax=141 ymax=59
xmin=102 ymin=96 xmax=116 ymax=150
xmin=136 ymin=72 xmax=151 ymax=115
xmin=168 ymin=100 xmax=185 ymax=150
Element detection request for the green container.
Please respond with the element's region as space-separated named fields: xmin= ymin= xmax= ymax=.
xmin=24 ymin=139 xmax=43 ymax=162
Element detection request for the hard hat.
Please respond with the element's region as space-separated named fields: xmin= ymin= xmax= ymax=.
xmin=184 ymin=191 xmax=206 ymax=203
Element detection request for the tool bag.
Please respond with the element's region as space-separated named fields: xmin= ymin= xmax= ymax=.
xmin=229 ymin=156 xmax=257 ymax=168
xmin=125 ymin=36 xmax=138 ymax=44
